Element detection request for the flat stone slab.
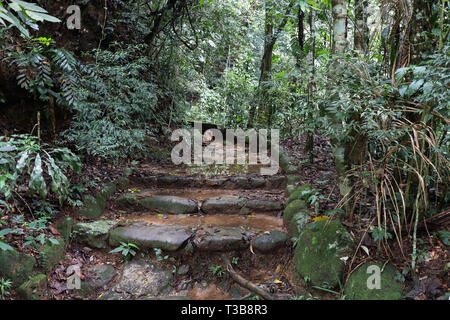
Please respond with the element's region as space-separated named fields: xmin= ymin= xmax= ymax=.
xmin=100 ymin=260 xmax=173 ymax=299
xmin=109 ymin=224 xmax=192 ymax=251
xmin=252 ymin=231 xmax=288 ymax=253
xmin=136 ymin=175 xmax=287 ymax=190
xmin=193 ymin=226 xmax=250 ymax=251
xmin=201 ymin=196 xmax=245 ymax=214
xmin=116 ymin=194 xmax=198 ymax=215
xmin=139 ymin=196 xmax=198 ymax=215
xmin=245 ymin=199 xmax=283 ymax=212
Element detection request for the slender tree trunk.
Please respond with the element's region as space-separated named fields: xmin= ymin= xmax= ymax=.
xmin=354 ymin=0 xmax=369 ymax=52
xmin=330 ymin=0 xmax=354 ymax=216
xmin=247 ymin=0 xmax=293 ymax=128
xmin=305 ymin=10 xmax=315 ymax=164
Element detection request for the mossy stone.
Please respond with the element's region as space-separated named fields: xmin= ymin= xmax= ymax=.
xmin=287 ymin=212 xmax=310 ymax=238
xmin=279 ymin=147 xmax=292 ymax=171
xmin=73 ymin=220 xmax=117 ymax=249
xmin=38 ymin=238 xmax=65 ymax=272
xmin=344 ymin=263 xmax=404 ymax=300
xmin=287 ymin=175 xmax=303 ymax=185
xmin=283 ymin=200 xmax=307 ymax=225
xmin=286 ymin=185 xmax=296 ymax=196
xmin=57 ymin=217 xmax=74 ymax=242
xmin=79 ymin=195 xmax=103 ymax=219
xmin=79 ymin=182 xmax=116 ymax=219
xmin=116 ymin=177 xmax=130 ymax=190
xmin=123 ymin=167 xmax=133 ymax=177
xmin=0 ymin=249 xmax=36 ymax=288
xmin=294 ymin=220 xmax=353 ymax=289
xmin=17 ymin=274 xmax=47 ymax=300
xmin=115 ymin=193 xmax=138 ymax=208
xmin=287 ymin=184 xmax=313 ymax=204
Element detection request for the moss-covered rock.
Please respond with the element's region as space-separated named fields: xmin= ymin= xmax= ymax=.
xmin=283 ymin=200 xmax=307 ymax=225
xmin=344 ymin=263 xmax=404 ymax=300
xmin=294 ymin=220 xmax=353 ymax=288
xmin=38 ymin=238 xmax=65 ymax=272
xmin=123 ymin=167 xmax=133 ymax=177
xmin=115 ymin=193 xmax=138 ymax=208
xmin=73 ymin=220 xmax=117 ymax=249
xmin=285 ymin=185 xmax=296 ymax=196
xmin=79 ymin=182 xmax=116 ymax=219
xmin=17 ymin=274 xmax=47 ymax=300
xmin=57 ymin=217 xmax=74 ymax=242
xmin=116 ymin=177 xmax=130 ymax=191
xmin=287 ymin=184 xmax=314 ymax=204
xmin=287 ymin=212 xmax=310 ymax=238
xmin=287 ymin=175 xmax=303 ymax=186
xmin=279 ymin=147 xmax=292 ymax=172
xmin=0 ymin=249 xmax=36 ymax=288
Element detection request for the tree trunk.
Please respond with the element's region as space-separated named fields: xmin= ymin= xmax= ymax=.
xmin=354 ymin=0 xmax=369 ymax=52
xmin=330 ymin=0 xmax=353 ymax=216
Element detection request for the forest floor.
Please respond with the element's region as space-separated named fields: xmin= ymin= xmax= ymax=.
xmin=2 ymin=135 xmax=449 ymax=300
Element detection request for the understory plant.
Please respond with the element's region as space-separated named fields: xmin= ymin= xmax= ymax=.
xmin=0 ymin=134 xmax=81 ymax=206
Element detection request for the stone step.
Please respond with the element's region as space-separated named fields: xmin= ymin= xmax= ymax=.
xmin=108 ymin=222 xmax=289 ymax=253
xmin=131 ymin=174 xmax=287 ymax=190
xmin=73 ymin=215 xmax=289 ymax=254
xmin=114 ymin=191 xmax=284 ymax=215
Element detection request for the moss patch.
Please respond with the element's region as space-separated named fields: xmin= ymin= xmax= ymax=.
xmin=38 ymin=238 xmax=65 ymax=272
xmin=283 ymin=200 xmax=307 ymax=225
xmin=344 ymin=263 xmax=404 ymax=300
xmin=73 ymin=220 xmax=117 ymax=249
xmin=17 ymin=274 xmax=47 ymax=300
xmin=287 ymin=184 xmax=314 ymax=204
xmin=294 ymin=220 xmax=353 ymax=288
xmin=0 ymin=249 xmax=36 ymax=288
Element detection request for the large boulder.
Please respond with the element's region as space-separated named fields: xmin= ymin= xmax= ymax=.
xmin=73 ymin=220 xmax=117 ymax=249
xmin=0 ymin=249 xmax=36 ymax=287
xmin=109 ymin=224 xmax=192 ymax=251
xmin=294 ymin=220 xmax=353 ymax=288
xmin=344 ymin=263 xmax=404 ymax=300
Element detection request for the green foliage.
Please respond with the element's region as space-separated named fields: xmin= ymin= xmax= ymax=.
xmin=0 ymin=277 xmax=12 ymax=299
xmin=6 ymin=37 xmax=91 ymax=108
xmin=0 ymin=134 xmax=81 ymax=205
xmin=64 ymin=44 xmax=159 ymax=161
xmin=209 ymin=265 xmax=225 ymax=277
xmin=109 ymin=242 xmax=139 ymax=261
xmin=153 ymin=248 xmax=169 ymax=262
xmin=0 ymin=0 xmax=60 ymax=38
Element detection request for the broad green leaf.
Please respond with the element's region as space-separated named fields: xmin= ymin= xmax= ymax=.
xmin=405 ymin=79 xmax=424 ymax=96
xmin=28 ymin=153 xmax=47 ymax=200
xmin=0 ymin=240 xmax=14 ymax=251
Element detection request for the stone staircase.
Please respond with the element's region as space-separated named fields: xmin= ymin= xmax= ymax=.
xmin=108 ymin=171 xmax=290 ymax=254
